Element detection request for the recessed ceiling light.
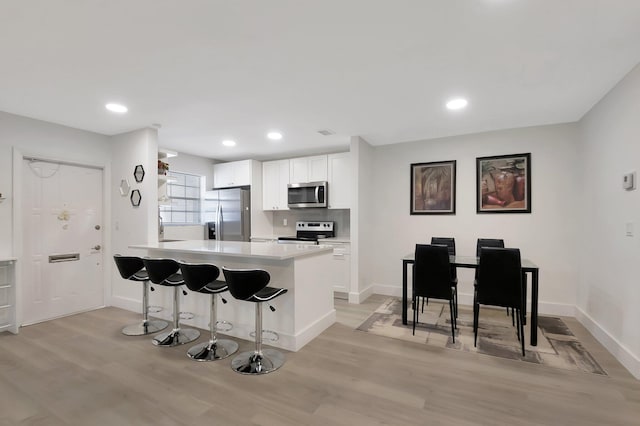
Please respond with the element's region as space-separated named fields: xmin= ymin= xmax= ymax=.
xmin=222 ymin=140 xmax=236 ymax=147
xmin=446 ymin=98 xmax=468 ymax=111
xmin=267 ymin=131 xmax=283 ymax=141
xmin=105 ymin=103 xmax=128 ymax=113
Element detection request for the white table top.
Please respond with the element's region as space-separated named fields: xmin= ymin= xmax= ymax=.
xmin=130 ymin=240 xmax=333 ymax=260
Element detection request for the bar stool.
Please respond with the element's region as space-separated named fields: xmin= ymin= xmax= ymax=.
xmin=179 ymin=262 xmax=239 ymax=361
xmin=113 ymin=255 xmax=168 ymax=336
xmin=142 ymin=258 xmax=200 ymax=347
xmin=222 ymin=267 xmax=288 ymax=375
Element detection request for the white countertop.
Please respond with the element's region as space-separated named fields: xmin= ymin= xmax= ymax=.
xmin=130 ymin=240 xmax=333 ymax=260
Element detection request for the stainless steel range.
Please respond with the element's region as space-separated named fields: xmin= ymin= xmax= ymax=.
xmin=277 ymin=221 xmax=335 ymax=245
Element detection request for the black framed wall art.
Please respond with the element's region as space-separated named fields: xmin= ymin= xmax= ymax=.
xmin=476 ymin=153 xmax=531 ymax=213
xmin=410 ymin=160 xmax=456 ymax=215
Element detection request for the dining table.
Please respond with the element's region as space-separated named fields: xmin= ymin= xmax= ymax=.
xmin=401 ymin=254 xmax=540 ymax=346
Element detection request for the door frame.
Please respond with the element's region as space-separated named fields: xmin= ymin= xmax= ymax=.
xmin=12 ymin=148 xmax=112 ymax=329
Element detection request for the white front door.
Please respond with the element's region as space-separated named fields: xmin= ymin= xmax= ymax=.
xmin=21 ymin=159 xmax=104 ymax=325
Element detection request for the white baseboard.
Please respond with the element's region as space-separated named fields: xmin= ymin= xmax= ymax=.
xmin=575 ymin=306 xmax=640 ymax=380
xmin=292 ymin=309 xmax=336 ymax=351
xmin=110 ymin=295 xmax=141 ymax=314
xmin=349 ymin=285 xmax=375 ymax=304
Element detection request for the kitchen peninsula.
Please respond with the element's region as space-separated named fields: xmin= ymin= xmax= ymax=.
xmin=130 ymin=240 xmax=335 ymax=351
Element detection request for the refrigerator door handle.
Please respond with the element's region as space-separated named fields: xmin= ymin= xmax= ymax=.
xmin=216 ymin=203 xmax=222 ymax=241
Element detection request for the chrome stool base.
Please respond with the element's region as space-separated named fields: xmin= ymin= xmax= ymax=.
xmin=231 ymin=349 xmax=285 ymax=375
xmin=152 ymin=328 xmax=200 ymax=347
xmin=187 ymin=339 xmax=239 ymax=361
xmin=122 ymin=320 xmax=168 ymax=336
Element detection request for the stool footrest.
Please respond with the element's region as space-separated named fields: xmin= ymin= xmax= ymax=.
xmin=215 ymin=320 xmax=233 ymax=332
xmin=249 ymin=329 xmax=279 ymax=342
xmin=148 ymin=305 xmax=163 ymax=313
xmin=179 ymin=311 xmax=194 ymax=320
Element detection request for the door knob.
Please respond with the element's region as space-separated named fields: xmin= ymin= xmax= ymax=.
xmin=93 ymin=245 xmax=101 ymax=251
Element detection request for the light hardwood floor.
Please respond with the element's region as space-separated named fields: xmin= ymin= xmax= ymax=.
xmin=1 ymin=295 xmax=638 ymax=425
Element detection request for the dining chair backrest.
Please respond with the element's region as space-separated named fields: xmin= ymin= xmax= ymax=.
xmin=476 ymin=247 xmax=522 ymax=308
xmin=475 ymin=238 xmax=505 ymax=257
xmin=222 ymin=268 xmax=270 ymax=301
xmin=179 ymin=263 xmax=221 ymax=292
xmin=413 ymin=244 xmax=453 ymax=300
xmin=430 ymin=237 xmax=456 ymax=256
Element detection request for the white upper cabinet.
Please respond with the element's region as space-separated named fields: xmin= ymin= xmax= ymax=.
xmin=327 ymin=152 xmax=351 ymax=209
xmin=289 ymin=155 xmax=328 ymax=183
xmin=262 ymin=159 xmax=290 ymax=210
xmin=213 ymin=160 xmax=252 ymax=188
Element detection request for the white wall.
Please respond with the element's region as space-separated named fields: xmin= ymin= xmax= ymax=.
xmin=0 ymin=111 xmax=111 ymax=258
xmin=164 ymin=150 xmax=215 ymax=189
xmin=366 ymin=124 xmax=581 ymax=314
xmin=577 ymin=63 xmax=640 ymax=378
xmin=352 ymin=136 xmax=376 ymax=303
xmin=109 ymin=128 xmax=159 ymax=311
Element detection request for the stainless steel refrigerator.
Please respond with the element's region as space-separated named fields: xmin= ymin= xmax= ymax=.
xmin=204 ymin=187 xmax=251 ymax=241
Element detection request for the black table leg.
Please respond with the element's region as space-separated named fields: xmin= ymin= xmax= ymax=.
xmin=530 ymin=268 xmax=539 ymax=346
xmin=402 ymin=259 xmax=409 ymax=325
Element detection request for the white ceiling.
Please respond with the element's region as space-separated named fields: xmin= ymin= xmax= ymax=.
xmin=1 ymin=0 xmax=640 ymax=161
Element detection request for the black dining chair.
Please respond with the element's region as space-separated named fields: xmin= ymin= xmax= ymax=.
xmin=473 ymin=247 xmax=525 ymax=356
xmin=475 ymin=238 xmax=509 ymax=317
xmin=424 ymin=237 xmax=458 ymax=317
xmin=412 ymin=244 xmax=457 ymax=342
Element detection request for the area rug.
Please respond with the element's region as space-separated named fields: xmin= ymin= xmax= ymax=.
xmin=356 ymin=297 xmax=606 ymax=375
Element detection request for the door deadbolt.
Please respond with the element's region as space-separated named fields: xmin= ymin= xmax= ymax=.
xmin=93 ymin=245 xmax=101 ymax=251
xmin=95 ymin=225 xmax=101 ymax=230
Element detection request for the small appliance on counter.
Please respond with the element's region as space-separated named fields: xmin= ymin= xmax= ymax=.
xmin=277 ymin=221 xmax=335 ymax=245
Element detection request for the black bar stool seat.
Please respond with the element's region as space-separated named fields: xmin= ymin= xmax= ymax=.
xmin=179 ymin=262 xmax=238 ymax=361
xmin=142 ymin=258 xmax=200 ymax=347
xmin=113 ymin=255 xmax=168 ymax=336
xmin=222 ymin=267 xmax=288 ymax=375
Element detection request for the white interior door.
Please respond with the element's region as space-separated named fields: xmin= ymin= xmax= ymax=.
xmin=22 ymin=159 xmax=104 ymax=325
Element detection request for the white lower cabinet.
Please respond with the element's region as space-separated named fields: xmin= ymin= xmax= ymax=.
xmin=322 ymin=242 xmax=350 ymax=296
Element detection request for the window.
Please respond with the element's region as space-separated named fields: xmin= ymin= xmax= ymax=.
xmin=160 ymin=171 xmax=203 ymax=224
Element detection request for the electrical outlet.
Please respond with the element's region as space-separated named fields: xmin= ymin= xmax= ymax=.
xmin=626 ymin=222 xmax=634 ymax=237
xmin=283 ymin=218 xmax=288 ymax=226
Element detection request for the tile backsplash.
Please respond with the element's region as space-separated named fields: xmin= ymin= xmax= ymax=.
xmin=272 ymin=209 xmax=350 ymax=238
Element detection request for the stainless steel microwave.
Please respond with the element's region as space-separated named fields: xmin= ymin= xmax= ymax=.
xmin=287 ymin=181 xmax=328 ymax=208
